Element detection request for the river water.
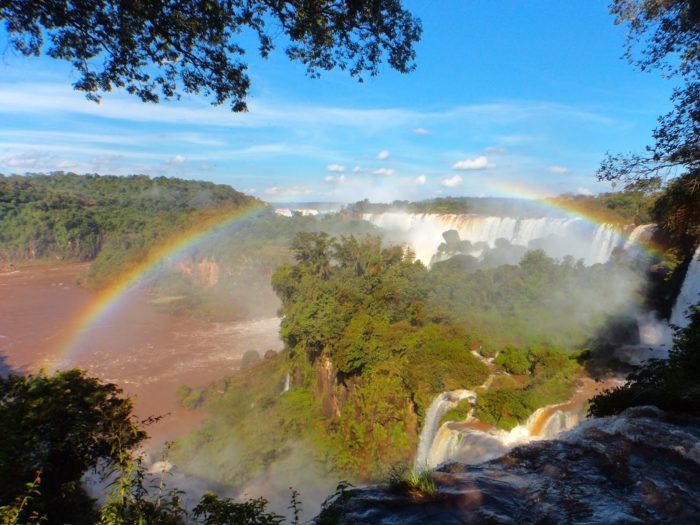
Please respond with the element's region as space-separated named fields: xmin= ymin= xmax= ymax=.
xmin=0 ymin=263 xmax=282 ymax=445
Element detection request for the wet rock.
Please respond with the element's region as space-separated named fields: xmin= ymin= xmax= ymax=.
xmin=311 ymin=407 xmax=700 ymax=524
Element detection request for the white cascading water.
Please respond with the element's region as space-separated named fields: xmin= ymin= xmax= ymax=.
xmin=669 ymin=245 xmax=700 ymax=328
xmin=617 ymin=243 xmax=700 ymax=365
xmin=420 ymin=398 xmax=585 ymax=468
xmin=282 ymin=372 xmax=291 ymax=393
xmin=414 ymin=390 xmax=477 ymax=468
xmin=624 ymin=224 xmax=655 ymax=254
xmin=362 ymin=213 xmax=622 ymax=266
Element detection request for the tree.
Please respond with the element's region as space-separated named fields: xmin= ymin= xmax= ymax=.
xmin=0 ymin=0 xmax=421 ymax=111
xmin=0 ymin=370 xmax=146 ymax=524
xmin=598 ymin=0 xmax=700 ymax=184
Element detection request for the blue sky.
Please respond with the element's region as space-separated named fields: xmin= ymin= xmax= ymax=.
xmin=0 ymin=1 xmax=676 ymax=202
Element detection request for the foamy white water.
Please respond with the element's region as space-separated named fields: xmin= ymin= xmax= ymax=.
xmin=363 ymin=212 xmax=623 ymax=266
xmin=670 ymin=245 xmax=700 ymax=328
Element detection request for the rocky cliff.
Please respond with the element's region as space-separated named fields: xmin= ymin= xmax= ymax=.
xmin=312 ymin=406 xmax=700 ymax=524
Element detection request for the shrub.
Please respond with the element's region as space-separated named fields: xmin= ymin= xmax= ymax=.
xmin=494 ymin=346 xmax=530 ymax=375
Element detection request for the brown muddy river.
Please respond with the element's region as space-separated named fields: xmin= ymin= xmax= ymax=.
xmin=0 ymin=263 xmax=282 ymax=445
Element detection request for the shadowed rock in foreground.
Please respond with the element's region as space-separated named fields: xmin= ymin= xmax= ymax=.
xmin=312 ymin=407 xmax=700 ymax=524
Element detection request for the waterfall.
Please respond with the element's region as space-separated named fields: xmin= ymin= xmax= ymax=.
xmin=282 ymin=372 xmax=291 ymax=393
xmin=362 ymin=212 xmax=623 ymax=267
xmin=422 ymin=402 xmax=585 ymax=468
xmin=624 ymin=224 xmax=655 ymax=251
xmin=670 ymin=245 xmax=700 ymax=329
xmin=415 ymin=390 xmax=476 ymax=468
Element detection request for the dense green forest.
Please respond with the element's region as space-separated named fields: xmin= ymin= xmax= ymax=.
xmin=172 ymin=233 xmax=640 ymax=489
xmin=0 ymin=172 xmax=258 ymax=284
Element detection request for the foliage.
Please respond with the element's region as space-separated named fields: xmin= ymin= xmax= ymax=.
xmin=494 ymin=346 xmax=530 ymax=375
xmin=0 ymin=370 xmax=146 ymax=524
xmin=98 ymin=449 xmax=185 ymax=525
xmin=589 ymin=305 xmax=700 ymax=417
xmin=176 ymin=386 xmax=205 ymax=410
xmin=0 ymin=1 xmax=421 ymax=111
xmin=240 ymin=351 xmax=262 ymax=370
xmin=172 ymin=353 xmax=327 ymax=489
xmin=650 ymin=170 xmax=700 ymax=251
xmin=476 ymin=345 xmax=580 ymax=430
xmin=439 ymin=399 xmax=473 ymax=427
xmin=176 ymin=233 xmax=639 ymax=484
xmin=386 ymin=464 xmax=436 ymax=498
xmin=547 ymin=192 xmax=659 ymax=225
xmin=0 ymin=368 xmax=309 ymax=525
xmin=597 ymin=0 xmax=700 ymax=182
xmin=0 ymin=173 xmax=256 ymax=274
xmin=0 ymin=472 xmax=46 ymax=525
xmin=192 ymin=493 xmax=284 ymax=525
xmin=429 ymin=249 xmax=643 ymax=350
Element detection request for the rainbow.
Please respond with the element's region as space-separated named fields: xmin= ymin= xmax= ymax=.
xmin=48 ymin=202 xmax=266 ymax=370
xmin=484 ymin=179 xmax=663 ymax=258
xmin=49 ymin=182 xmax=663 ymax=369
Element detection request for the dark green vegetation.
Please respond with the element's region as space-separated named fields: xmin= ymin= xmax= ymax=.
xmin=430 ymin=249 xmax=641 ymax=350
xmin=0 ymin=370 xmax=145 ymax=524
xmin=0 ymin=0 xmax=421 ymax=111
xmin=175 ymin=233 xmax=635 ymax=491
xmin=601 ymin=0 xmax=700 ymax=184
xmin=476 ymin=345 xmax=579 ymax=430
xmin=346 ymin=192 xmax=657 ymax=224
xmin=0 ymin=172 xmax=256 ymax=280
xmin=0 ymin=370 xmax=299 ymax=525
xmin=387 ymin=466 xmax=436 ymax=498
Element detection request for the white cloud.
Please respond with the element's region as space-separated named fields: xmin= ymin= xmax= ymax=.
xmin=415 ymin=175 xmax=427 ymax=185
xmin=0 ymin=83 xmax=618 ymax=131
xmin=548 ymin=165 xmax=571 ymax=174
xmin=453 ymin=156 xmax=493 ymax=170
xmin=372 ymin=167 xmax=395 ymax=176
xmin=172 ymin=154 xmax=186 ymax=164
xmin=327 ymin=163 xmax=345 ymax=173
xmin=376 ymin=149 xmax=390 ymax=160
xmin=576 ymin=186 xmax=594 ymax=196
xmin=263 ymin=185 xmax=311 ymax=198
xmin=352 ymin=166 xmax=362 ymax=173
xmin=324 ymin=174 xmax=347 ymax=184
xmin=441 ymin=175 xmax=463 ymax=188
xmin=413 ymin=128 xmax=430 ymax=135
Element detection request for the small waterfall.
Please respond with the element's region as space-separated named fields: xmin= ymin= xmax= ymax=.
xmin=282 ymin=372 xmax=291 ymax=393
xmin=670 ymin=245 xmax=700 ymax=329
xmin=415 ymin=390 xmax=476 ymax=468
xmin=424 ymin=404 xmax=585 ymax=468
xmin=587 ymin=224 xmax=621 ymax=265
xmin=362 ymin=212 xmax=623 ymax=267
xmin=624 ymin=224 xmax=655 ymax=251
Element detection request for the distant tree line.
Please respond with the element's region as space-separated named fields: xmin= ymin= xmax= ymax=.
xmin=0 ymin=172 xmax=257 ymax=281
